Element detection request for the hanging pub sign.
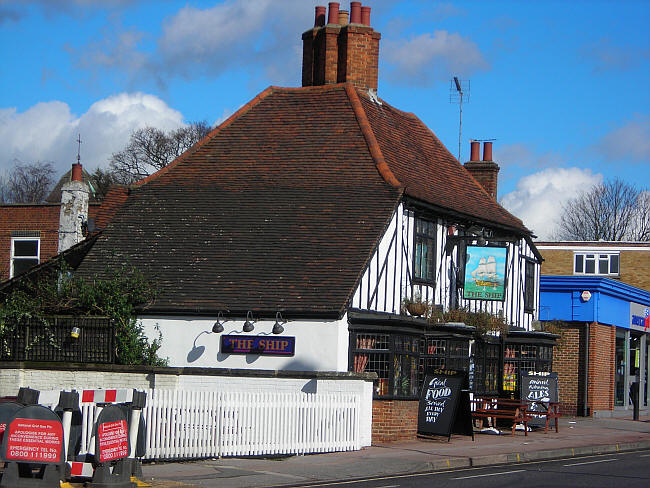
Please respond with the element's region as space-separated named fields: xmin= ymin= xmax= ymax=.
xmin=221 ymin=335 xmax=295 ymax=356
xmin=417 ymin=369 xmax=473 ymax=441
xmin=463 ymin=245 xmax=507 ymax=301
xmin=520 ymin=372 xmax=559 ymax=427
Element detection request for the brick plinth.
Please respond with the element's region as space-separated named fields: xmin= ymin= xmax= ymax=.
xmin=372 ymin=399 xmax=418 ymax=443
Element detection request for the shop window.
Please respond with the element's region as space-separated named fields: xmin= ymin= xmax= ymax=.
xmin=503 ymin=343 xmax=553 ymax=394
xmin=414 ymin=216 xmax=436 ymax=283
xmin=574 ymin=252 xmax=619 ymax=276
xmin=473 ymin=342 xmax=500 ymax=396
xmin=523 ymin=259 xmax=536 ymax=313
xmin=10 ymin=237 xmax=40 ymax=278
xmin=351 ymin=332 xmax=421 ymax=398
xmin=418 ymin=337 xmax=470 ymax=391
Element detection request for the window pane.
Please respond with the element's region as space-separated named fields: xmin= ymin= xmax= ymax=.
xmin=610 ymin=254 xmax=619 ymax=274
xmin=585 ymin=258 xmax=595 ymax=274
xmin=598 ymin=257 xmax=609 ymax=274
xmin=574 ymin=254 xmax=583 ymax=273
xmin=13 ymin=240 xmax=38 ymax=257
xmin=13 ymin=258 xmax=38 ymax=276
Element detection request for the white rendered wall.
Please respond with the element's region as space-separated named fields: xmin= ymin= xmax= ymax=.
xmin=140 ymin=314 xmax=350 ymax=372
xmin=58 ymin=180 xmax=89 ymax=253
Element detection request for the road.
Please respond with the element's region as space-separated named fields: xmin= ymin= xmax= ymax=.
xmin=279 ymin=449 xmax=650 ymax=488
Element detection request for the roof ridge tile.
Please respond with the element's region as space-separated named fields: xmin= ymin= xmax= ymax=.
xmin=344 ymin=83 xmax=402 ymax=189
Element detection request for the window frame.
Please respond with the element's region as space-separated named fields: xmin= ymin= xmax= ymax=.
xmin=412 ymin=215 xmax=437 ymax=285
xmin=573 ymin=252 xmax=620 ymax=277
xmin=523 ymin=257 xmax=536 ymax=313
xmin=10 ymin=237 xmax=40 ymax=278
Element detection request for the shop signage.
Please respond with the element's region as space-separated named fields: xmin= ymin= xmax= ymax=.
xmin=221 ymin=335 xmax=295 ymax=356
xmin=520 ymin=372 xmax=559 ymax=427
xmin=463 ymin=245 xmax=507 ymax=301
xmin=94 ymin=405 xmax=129 ymax=463
xmin=630 ymin=302 xmax=650 ymax=332
xmin=417 ymin=369 xmax=473 ymax=440
xmin=581 ymin=290 xmax=591 ymax=302
xmin=1 ymin=405 xmax=64 ymax=464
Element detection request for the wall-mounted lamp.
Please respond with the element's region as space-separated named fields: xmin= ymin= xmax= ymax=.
xmin=243 ymin=311 xmax=256 ymax=332
xmin=212 ymin=311 xmax=225 ymax=333
xmin=476 ymin=235 xmax=487 ymax=246
xmin=272 ymin=312 xmax=287 ymax=335
xmin=70 ymin=327 xmax=81 ymax=339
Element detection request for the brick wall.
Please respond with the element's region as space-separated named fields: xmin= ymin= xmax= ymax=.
xmin=620 ymin=251 xmax=650 ymax=291
xmin=540 ymin=249 xmax=573 ymax=276
xmin=588 ymin=322 xmax=615 ymax=413
xmin=553 ymin=323 xmax=586 ymax=416
xmin=372 ymin=399 xmax=418 ymax=443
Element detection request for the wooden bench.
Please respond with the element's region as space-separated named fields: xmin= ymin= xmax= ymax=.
xmin=525 ymin=401 xmax=561 ymax=433
xmin=471 ymin=397 xmax=530 ymax=436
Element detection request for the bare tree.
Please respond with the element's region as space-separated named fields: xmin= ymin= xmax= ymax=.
xmin=4 ymin=160 xmax=56 ymax=203
xmin=109 ymin=121 xmax=211 ymax=184
xmin=556 ymin=178 xmax=650 ymax=241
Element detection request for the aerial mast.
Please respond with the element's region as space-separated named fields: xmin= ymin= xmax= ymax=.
xmin=450 ymin=77 xmax=470 ymax=161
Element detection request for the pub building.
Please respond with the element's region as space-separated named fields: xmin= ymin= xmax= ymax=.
xmin=40 ymin=2 xmax=556 ymax=443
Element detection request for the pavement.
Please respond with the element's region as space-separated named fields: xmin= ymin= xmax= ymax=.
xmin=138 ymin=415 xmax=650 ymax=488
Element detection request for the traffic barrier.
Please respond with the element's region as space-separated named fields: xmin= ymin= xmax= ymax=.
xmin=0 ymin=387 xmax=147 ymax=488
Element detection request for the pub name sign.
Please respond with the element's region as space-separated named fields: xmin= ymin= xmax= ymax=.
xmin=221 ymin=335 xmax=295 ymax=356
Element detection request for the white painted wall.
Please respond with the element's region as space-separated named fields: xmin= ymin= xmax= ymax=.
xmin=140 ymin=314 xmax=350 ymax=371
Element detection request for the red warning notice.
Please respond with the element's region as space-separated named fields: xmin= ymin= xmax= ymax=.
xmin=5 ymin=418 xmax=63 ymax=463
xmin=98 ymin=420 xmax=129 ymax=462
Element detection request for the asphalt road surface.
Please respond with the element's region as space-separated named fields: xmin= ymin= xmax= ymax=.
xmin=281 ymin=449 xmax=650 ymax=488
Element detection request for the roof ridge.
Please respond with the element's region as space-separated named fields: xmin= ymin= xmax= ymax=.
xmin=134 ymin=86 xmax=277 ymax=188
xmin=344 ymin=83 xmax=402 ymax=189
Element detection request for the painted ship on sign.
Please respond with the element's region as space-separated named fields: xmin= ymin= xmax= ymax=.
xmin=471 ymin=256 xmax=499 ymax=287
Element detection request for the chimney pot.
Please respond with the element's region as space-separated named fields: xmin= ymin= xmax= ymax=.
xmin=361 ymin=6 xmax=371 ymax=26
xmin=71 ymin=163 xmax=83 ymax=182
xmin=350 ymin=2 xmax=361 ymax=23
xmin=470 ymin=141 xmax=480 ymax=161
xmin=315 ymin=6 xmax=326 ymax=27
xmin=483 ymin=141 xmax=493 ymax=161
xmin=327 ymin=2 xmax=340 ymax=24
xmin=338 ymin=9 xmax=349 ymax=25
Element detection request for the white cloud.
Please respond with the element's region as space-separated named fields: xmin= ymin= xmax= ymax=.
xmin=596 ymin=116 xmax=650 ymax=163
xmin=383 ymin=31 xmax=489 ymax=86
xmin=0 ymin=93 xmax=185 ymax=177
xmin=500 ymin=167 xmax=602 ymax=240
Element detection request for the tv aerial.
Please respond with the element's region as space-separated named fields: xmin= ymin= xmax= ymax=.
xmin=450 ymin=77 xmax=470 ymax=161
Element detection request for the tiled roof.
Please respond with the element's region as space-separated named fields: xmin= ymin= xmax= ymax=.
xmin=76 ymin=83 xmax=529 ymax=315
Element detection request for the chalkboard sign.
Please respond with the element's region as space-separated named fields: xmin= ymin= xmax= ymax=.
xmin=520 ymin=372 xmax=559 ymax=427
xmin=417 ymin=369 xmax=473 ymax=440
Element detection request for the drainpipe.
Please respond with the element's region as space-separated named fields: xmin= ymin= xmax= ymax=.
xmin=583 ymin=323 xmax=589 ymax=416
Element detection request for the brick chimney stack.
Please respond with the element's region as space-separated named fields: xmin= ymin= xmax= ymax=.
xmin=464 ymin=141 xmax=500 ymax=200
xmin=302 ymin=2 xmax=381 ymax=92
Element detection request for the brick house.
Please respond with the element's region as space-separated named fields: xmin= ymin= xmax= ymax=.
xmin=537 ymin=241 xmax=650 ymax=417
xmin=7 ymin=2 xmax=555 ymax=442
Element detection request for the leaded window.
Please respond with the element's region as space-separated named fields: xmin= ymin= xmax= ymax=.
xmin=414 ymin=217 xmax=436 ymax=283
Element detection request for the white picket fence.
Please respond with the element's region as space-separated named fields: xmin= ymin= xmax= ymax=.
xmin=77 ymin=389 xmax=361 ymax=460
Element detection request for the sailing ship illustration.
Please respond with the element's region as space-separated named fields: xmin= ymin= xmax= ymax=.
xmin=470 ymin=255 xmax=499 ymax=287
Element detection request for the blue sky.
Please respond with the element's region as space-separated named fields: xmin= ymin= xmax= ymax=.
xmin=1 ymin=0 xmax=648 ymax=238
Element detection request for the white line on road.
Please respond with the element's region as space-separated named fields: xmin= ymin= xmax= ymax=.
xmin=375 ymin=485 xmax=400 ymax=488
xmin=452 ymin=470 xmax=525 ymax=480
xmin=640 ymin=454 xmax=650 ymax=458
xmin=563 ymin=459 xmax=617 ymax=467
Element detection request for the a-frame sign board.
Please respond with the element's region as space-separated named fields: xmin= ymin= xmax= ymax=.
xmin=417 ymin=369 xmax=474 ymax=441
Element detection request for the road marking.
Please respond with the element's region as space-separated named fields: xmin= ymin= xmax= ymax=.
xmin=375 ymin=485 xmax=400 ymax=488
xmin=452 ymin=470 xmax=525 ymax=480
xmin=563 ymin=459 xmax=616 ymax=467
xmin=640 ymin=454 xmax=650 ymax=458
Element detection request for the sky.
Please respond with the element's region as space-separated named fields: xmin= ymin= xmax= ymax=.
xmin=1 ymin=0 xmax=648 ymax=239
